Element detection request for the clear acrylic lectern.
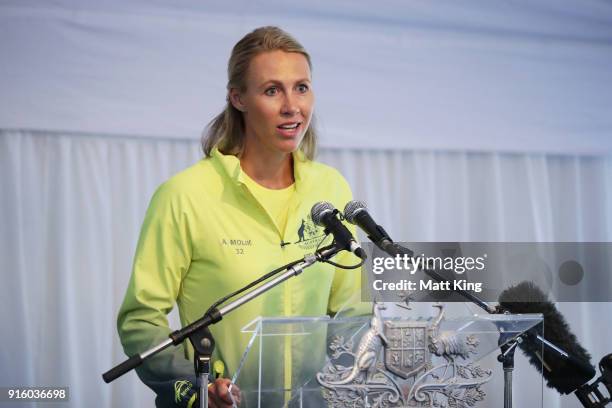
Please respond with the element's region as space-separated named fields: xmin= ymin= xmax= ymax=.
xmin=229 ymin=310 xmax=543 ymax=408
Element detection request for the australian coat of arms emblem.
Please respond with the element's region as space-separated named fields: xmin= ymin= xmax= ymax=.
xmin=316 ymin=303 xmax=492 ymax=407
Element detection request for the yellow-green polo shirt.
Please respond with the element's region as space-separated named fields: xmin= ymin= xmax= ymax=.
xmin=117 ymin=148 xmax=366 ymax=405
xmin=240 ymin=169 xmax=295 ymax=237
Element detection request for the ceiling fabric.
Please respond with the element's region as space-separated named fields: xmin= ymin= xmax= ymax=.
xmin=2 ymin=0 xmax=612 ymax=154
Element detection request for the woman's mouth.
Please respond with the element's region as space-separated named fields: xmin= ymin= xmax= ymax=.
xmin=276 ymin=122 xmax=301 ymax=138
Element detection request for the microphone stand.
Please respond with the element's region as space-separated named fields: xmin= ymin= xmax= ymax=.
xmin=575 ymin=354 xmax=612 ymax=407
xmin=102 ymin=243 xmax=344 ymax=407
xmin=191 ymin=326 xmax=215 ymax=408
xmin=498 ymin=333 xmax=522 ymax=408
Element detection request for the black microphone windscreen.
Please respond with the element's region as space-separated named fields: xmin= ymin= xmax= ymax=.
xmin=499 ymin=281 xmax=595 ymax=394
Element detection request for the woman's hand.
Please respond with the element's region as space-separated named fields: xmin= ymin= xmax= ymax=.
xmin=207 ymin=378 xmax=241 ymax=407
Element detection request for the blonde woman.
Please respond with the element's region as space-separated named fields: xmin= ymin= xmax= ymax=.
xmin=118 ymin=26 xmax=363 ymax=407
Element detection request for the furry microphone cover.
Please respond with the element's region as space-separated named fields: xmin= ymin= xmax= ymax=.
xmin=499 ymin=281 xmax=595 ymax=394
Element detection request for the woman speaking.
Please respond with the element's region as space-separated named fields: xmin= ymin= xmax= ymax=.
xmin=117 ymin=26 xmax=364 ymax=407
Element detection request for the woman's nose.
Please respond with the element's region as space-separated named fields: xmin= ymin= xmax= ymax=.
xmin=281 ymin=94 xmax=300 ymax=116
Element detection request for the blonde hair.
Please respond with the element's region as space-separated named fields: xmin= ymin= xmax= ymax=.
xmin=202 ymin=26 xmax=317 ymax=160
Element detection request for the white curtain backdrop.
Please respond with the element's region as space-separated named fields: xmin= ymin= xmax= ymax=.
xmin=1 ymin=129 xmax=611 ymax=407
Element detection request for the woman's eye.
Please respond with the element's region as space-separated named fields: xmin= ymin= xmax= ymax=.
xmin=297 ymin=84 xmax=309 ymax=93
xmin=265 ymin=87 xmax=278 ymax=96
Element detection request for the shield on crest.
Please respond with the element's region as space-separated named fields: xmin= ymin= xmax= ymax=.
xmin=383 ymin=321 xmax=430 ymax=379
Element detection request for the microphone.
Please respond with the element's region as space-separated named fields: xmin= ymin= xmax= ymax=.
xmin=498 ymin=281 xmax=596 ymax=394
xmin=343 ymin=200 xmax=401 ymax=256
xmin=311 ymin=202 xmax=366 ymax=259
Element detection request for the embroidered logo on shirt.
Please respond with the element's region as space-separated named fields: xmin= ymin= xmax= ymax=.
xmin=294 ymin=215 xmax=325 ymax=250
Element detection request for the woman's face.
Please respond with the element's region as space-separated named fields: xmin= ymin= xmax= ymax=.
xmin=231 ymin=50 xmax=314 ymax=157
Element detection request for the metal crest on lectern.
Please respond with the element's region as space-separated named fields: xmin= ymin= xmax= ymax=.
xmin=316 ymin=303 xmax=492 ymax=407
xmin=384 ymin=320 xmax=430 ymax=379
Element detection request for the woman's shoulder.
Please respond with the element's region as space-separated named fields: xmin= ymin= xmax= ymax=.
xmin=304 ymin=160 xmax=350 ymax=186
xmin=299 ymin=159 xmax=353 ymax=201
xmin=153 ymin=158 xmax=223 ymax=200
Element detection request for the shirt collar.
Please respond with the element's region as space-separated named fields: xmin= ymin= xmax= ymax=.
xmin=211 ymin=147 xmax=310 ymax=191
xmin=211 ymin=147 xmax=242 ymax=185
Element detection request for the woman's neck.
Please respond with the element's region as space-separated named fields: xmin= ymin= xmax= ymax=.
xmin=239 ymin=145 xmax=294 ymax=189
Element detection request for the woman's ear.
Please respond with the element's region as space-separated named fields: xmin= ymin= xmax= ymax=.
xmin=229 ymin=88 xmax=246 ymax=112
